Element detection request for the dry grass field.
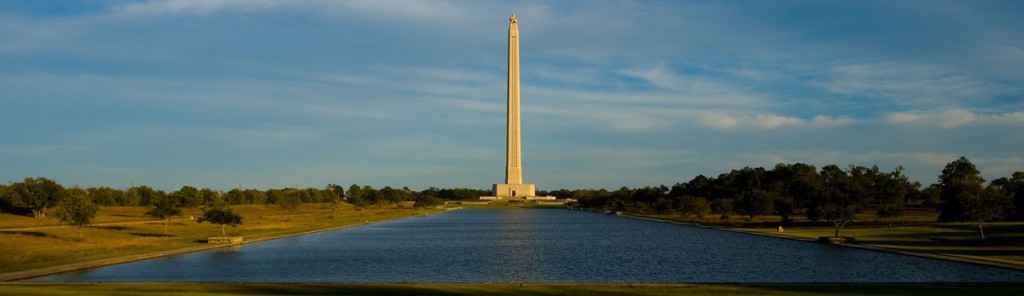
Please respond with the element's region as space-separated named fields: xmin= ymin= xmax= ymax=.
xmin=0 ymin=204 xmax=440 ymax=275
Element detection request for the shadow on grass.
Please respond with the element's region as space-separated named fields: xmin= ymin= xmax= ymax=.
xmin=144 ymin=222 xmax=187 ymax=226
xmin=88 ymin=225 xmax=130 ymax=231
xmin=0 ymin=230 xmax=52 ymax=238
xmin=130 ymin=232 xmax=174 ymax=237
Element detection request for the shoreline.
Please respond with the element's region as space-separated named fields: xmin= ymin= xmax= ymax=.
xmin=621 ymin=213 xmax=1024 ymax=272
xmin=0 ymin=210 xmax=448 ymax=282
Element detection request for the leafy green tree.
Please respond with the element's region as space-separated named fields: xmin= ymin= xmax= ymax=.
xmin=146 ymin=195 xmax=183 ymax=234
xmin=0 ymin=184 xmax=10 ymax=213
xmin=773 ymin=195 xmax=796 ymax=223
xmin=55 ymin=188 xmax=99 ymax=238
xmin=87 ymin=186 xmax=125 ymax=206
xmin=326 ymin=184 xmax=347 ymax=218
xmin=414 ymin=189 xmax=442 ymax=209
xmin=244 ymin=189 xmax=268 ymax=204
xmin=972 ymin=179 xmax=1013 ymax=238
xmin=875 ymin=167 xmax=910 ymax=230
xmin=197 ymin=206 xmax=243 ymax=237
xmin=714 ymin=198 xmax=734 ymax=220
xmin=129 ymin=186 xmax=165 ymax=206
xmin=346 ymin=184 xmax=366 ymax=208
xmin=171 ymin=186 xmax=202 ymax=208
xmin=277 ymin=189 xmax=302 ymax=220
xmin=8 ymin=177 xmax=66 ymax=218
xmin=223 ymin=189 xmax=246 ymax=205
xmin=938 ymin=156 xmax=985 ymax=222
xmin=736 ymin=189 xmax=775 ymax=221
xmin=1009 ymin=172 xmax=1024 ymax=220
xmin=680 ymin=196 xmax=711 ymax=219
xmin=200 ymin=188 xmax=221 ymax=205
xmin=812 ymin=165 xmax=863 ymax=238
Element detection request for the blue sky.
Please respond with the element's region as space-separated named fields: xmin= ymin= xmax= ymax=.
xmin=2 ymin=0 xmax=1022 ymax=191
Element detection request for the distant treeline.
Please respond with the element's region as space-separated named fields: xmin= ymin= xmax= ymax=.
xmin=0 ymin=182 xmax=489 ymax=216
xmin=3 ymin=157 xmax=1022 ymax=229
xmin=541 ymin=157 xmax=1024 ymax=237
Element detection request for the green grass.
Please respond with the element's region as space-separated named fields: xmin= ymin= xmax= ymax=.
xmin=0 ymin=204 xmax=442 ymax=275
xmin=633 ymin=209 xmax=1024 ymax=267
xmin=1 ymin=283 xmax=1022 ymax=296
xmin=736 ymin=222 xmax=1024 ymax=266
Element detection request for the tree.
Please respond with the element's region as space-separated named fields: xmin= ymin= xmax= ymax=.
xmin=1009 ymin=172 xmax=1024 ymax=220
xmin=971 ymin=179 xmax=1013 ymax=238
xmin=938 ymin=156 xmax=985 ymax=222
xmin=681 ymin=196 xmax=711 ymax=219
xmin=146 ymin=195 xmax=183 ymax=234
xmin=129 ymin=186 xmax=165 ymax=207
xmin=735 ymin=189 xmax=775 ymax=221
xmin=346 ymin=184 xmax=366 ymax=208
xmin=875 ymin=167 xmax=910 ymax=231
xmin=55 ymin=188 xmax=99 ymax=238
xmin=197 ymin=206 xmax=243 ymax=237
xmin=714 ymin=198 xmax=734 ymax=220
xmin=87 ymin=186 xmax=126 ymax=206
xmin=277 ymin=189 xmax=302 ymax=220
xmin=811 ymin=165 xmax=863 ymax=238
xmin=199 ymin=188 xmax=221 ymax=205
xmin=8 ymin=177 xmax=66 ymax=218
xmin=223 ymin=189 xmax=246 ymax=205
xmin=0 ymin=184 xmax=10 ymax=213
xmin=326 ymin=184 xmax=347 ymax=218
xmin=414 ymin=190 xmax=443 ymax=209
xmin=171 ymin=186 xmax=202 ymax=208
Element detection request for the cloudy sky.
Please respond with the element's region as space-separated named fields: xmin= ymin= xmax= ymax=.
xmin=2 ymin=0 xmax=1022 ymax=191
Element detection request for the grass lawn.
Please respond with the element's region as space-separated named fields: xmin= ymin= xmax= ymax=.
xmin=634 ymin=208 xmax=1024 ymax=267
xmin=1 ymin=283 xmax=1023 ymax=296
xmin=0 ymin=204 xmax=442 ymax=275
xmin=736 ymin=223 xmax=1024 ymax=266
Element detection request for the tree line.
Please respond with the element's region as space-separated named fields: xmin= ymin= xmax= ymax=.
xmin=545 ymin=157 xmax=1023 ymax=238
xmin=2 ymin=156 xmax=1021 ymax=238
xmin=0 ymin=181 xmax=487 ymax=219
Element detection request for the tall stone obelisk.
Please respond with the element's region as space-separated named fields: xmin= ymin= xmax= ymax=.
xmin=484 ymin=14 xmax=537 ymax=200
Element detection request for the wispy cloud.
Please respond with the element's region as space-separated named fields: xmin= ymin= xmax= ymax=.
xmin=824 ymin=62 xmax=1004 ymax=106
xmin=884 ymin=108 xmax=1024 ymax=127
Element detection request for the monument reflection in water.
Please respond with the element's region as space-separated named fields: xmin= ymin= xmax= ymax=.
xmin=32 ymin=209 xmax=1024 ymax=283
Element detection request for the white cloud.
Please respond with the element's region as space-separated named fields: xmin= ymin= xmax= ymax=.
xmin=616 ymin=65 xmax=766 ymax=107
xmin=991 ymin=112 xmax=1024 ymax=123
xmin=824 ymin=62 xmax=1003 ymax=106
xmin=883 ymin=109 xmax=1024 ymax=127
xmin=885 ymin=112 xmax=923 ymax=124
xmin=810 ymin=115 xmax=854 ymax=127
xmin=753 ymin=114 xmax=804 ymax=128
xmin=108 ymin=0 xmax=482 ymax=26
xmin=698 ymin=113 xmax=850 ymax=130
xmin=699 ymin=113 xmax=740 ymax=129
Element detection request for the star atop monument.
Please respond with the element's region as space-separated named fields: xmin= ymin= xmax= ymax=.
xmin=510 ymin=14 xmax=517 ymax=23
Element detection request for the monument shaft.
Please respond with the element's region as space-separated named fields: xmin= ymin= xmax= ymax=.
xmin=506 ymin=14 xmax=522 ymax=185
xmin=483 ymin=14 xmax=540 ymax=200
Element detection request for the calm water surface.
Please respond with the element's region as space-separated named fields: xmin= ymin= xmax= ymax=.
xmin=32 ymin=209 xmax=1024 ymax=283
